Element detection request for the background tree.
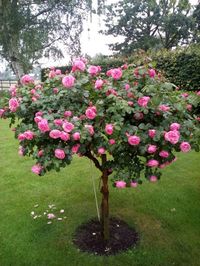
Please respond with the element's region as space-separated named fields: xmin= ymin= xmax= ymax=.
xmin=192 ymin=2 xmax=200 ymax=43
xmin=103 ymin=0 xmax=195 ymax=54
xmin=0 ymin=0 xmax=104 ymax=80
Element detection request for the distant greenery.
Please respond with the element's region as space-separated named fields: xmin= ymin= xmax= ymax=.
xmin=1 ymin=119 xmax=200 ymax=265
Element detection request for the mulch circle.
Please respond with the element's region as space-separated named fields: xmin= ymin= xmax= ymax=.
xmin=73 ymin=217 xmax=139 ymax=256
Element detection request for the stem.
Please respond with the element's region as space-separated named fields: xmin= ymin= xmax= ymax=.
xmin=100 ymin=154 xmax=109 ymax=241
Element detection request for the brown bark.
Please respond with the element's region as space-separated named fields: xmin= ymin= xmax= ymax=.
xmin=100 ymin=154 xmax=109 ymax=241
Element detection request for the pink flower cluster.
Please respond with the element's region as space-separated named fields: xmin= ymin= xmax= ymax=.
xmin=85 ymin=106 xmax=97 ymax=120
xmin=18 ymin=130 xmax=35 ymax=141
xmin=9 ymin=98 xmax=19 ymax=112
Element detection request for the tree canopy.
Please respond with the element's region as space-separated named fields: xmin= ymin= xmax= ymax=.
xmin=103 ymin=0 xmax=196 ymax=54
xmin=0 ymin=0 xmax=104 ymax=79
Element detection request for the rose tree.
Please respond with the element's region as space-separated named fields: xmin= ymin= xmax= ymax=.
xmin=1 ymin=59 xmax=199 ymax=240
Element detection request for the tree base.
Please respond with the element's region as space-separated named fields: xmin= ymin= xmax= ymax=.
xmin=73 ymin=217 xmax=139 ymax=256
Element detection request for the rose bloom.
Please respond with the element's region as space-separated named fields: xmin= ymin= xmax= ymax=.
xmin=38 ymin=119 xmax=50 ymax=133
xmin=72 ymin=144 xmax=80 ymax=154
xmin=72 ymin=59 xmax=86 ymax=72
xmin=134 ymin=112 xmax=144 ymax=120
xmin=60 ymin=131 xmax=70 ymax=141
xmin=98 ymin=147 xmax=105 ymax=154
xmin=115 ymin=180 xmax=126 ymax=188
xmin=147 ymin=145 xmax=157 ymax=154
xmin=88 ymin=65 xmax=99 ymax=75
xmin=147 ymin=159 xmax=159 ymax=167
xmin=54 ymin=119 xmax=63 ymax=126
xmin=181 ymin=93 xmax=189 ymax=98
xmin=106 ymin=69 xmax=112 ymax=77
xmin=9 ymin=98 xmax=19 ymax=112
xmin=150 ymin=175 xmax=157 ymax=182
xmin=55 ymin=149 xmax=65 ymax=159
xmin=85 ymin=107 xmax=96 ymax=120
xmin=159 ymin=150 xmax=169 ymax=158
xmin=18 ymin=133 xmax=26 ymax=141
xmin=62 ymin=75 xmax=75 ymax=88
xmin=38 ymin=150 xmax=44 ymax=157
xmin=55 ymin=69 xmax=61 ymax=75
xmin=34 ymin=116 xmax=42 ymax=123
xmin=106 ymin=88 xmax=118 ymax=96
xmin=148 ymin=129 xmax=156 ymax=138
xmin=24 ymin=130 xmax=34 ymax=140
xmin=105 ymin=124 xmax=114 ymax=135
xmin=170 ymin=123 xmax=180 ymax=131
xmin=148 ymin=69 xmax=156 ymax=78
xmin=130 ymin=181 xmax=138 ymax=188
xmin=53 ymin=88 xmax=59 ymax=94
xmin=180 ymin=142 xmax=191 ymax=153
xmin=85 ymin=124 xmax=94 ymax=135
xmin=35 ymin=111 xmax=43 ymax=117
xmin=0 ymin=109 xmax=5 ymax=117
xmin=64 ymin=110 xmax=72 ymax=117
xmin=187 ymin=104 xmax=192 ymax=111
xmin=196 ymin=91 xmax=200 ymax=96
xmin=109 ymin=139 xmax=116 ymax=145
xmin=21 ymin=74 xmax=34 ymax=85
xmin=95 ymin=79 xmax=104 ymax=89
xmin=164 ymin=130 xmax=180 ymax=144
xmin=128 ymin=101 xmax=134 ymax=106
xmin=159 ymin=105 xmax=170 ymax=112
xmin=62 ymin=122 xmax=74 ymax=132
xmin=125 ymin=84 xmax=130 ymax=90
xmin=128 ymin=135 xmax=140 ymax=146
xmin=48 ymin=70 xmax=56 ymax=78
xmin=72 ymin=132 xmax=81 ymax=141
xmin=110 ymin=68 xmax=123 ymax=80
xmin=49 ymin=129 xmax=61 ymax=139
xmin=137 ymin=96 xmax=150 ymax=107
xmin=31 ymin=164 xmax=42 ymax=175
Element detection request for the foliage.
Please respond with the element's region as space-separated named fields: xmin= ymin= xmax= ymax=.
xmin=152 ymin=45 xmax=200 ymax=91
xmin=103 ymin=0 xmax=195 ymax=54
xmin=1 ymin=59 xmax=199 ymax=185
xmin=0 ymin=0 xmax=104 ymax=79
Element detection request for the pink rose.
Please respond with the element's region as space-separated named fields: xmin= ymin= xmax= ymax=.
xmin=110 ymin=68 xmax=123 ymax=80
xmin=24 ymin=130 xmax=34 ymax=140
xmin=38 ymin=150 xmax=44 ymax=157
xmin=31 ymin=164 xmax=42 ymax=175
xmin=35 ymin=111 xmax=43 ymax=117
xmin=134 ymin=112 xmax=144 ymax=120
xmin=180 ymin=142 xmax=191 ymax=153
xmin=85 ymin=124 xmax=94 ymax=135
xmin=72 ymin=59 xmax=86 ymax=72
xmin=0 ymin=109 xmax=5 ymax=117
xmin=48 ymin=70 xmax=56 ymax=78
xmin=130 ymin=181 xmax=138 ymax=188
xmin=49 ymin=130 xmax=61 ymax=139
xmin=109 ymin=139 xmax=116 ymax=145
xmin=64 ymin=111 xmax=72 ymax=117
xmin=187 ymin=104 xmax=192 ymax=111
xmin=21 ymin=74 xmax=34 ymax=85
xmin=53 ymin=88 xmax=59 ymax=94
xmin=9 ymin=85 xmax=17 ymax=97
xmin=137 ymin=96 xmax=150 ymax=107
xmin=128 ymin=135 xmax=140 ymax=146
xmin=9 ymin=98 xmax=19 ymax=112
xmin=85 ymin=107 xmax=96 ymax=120
xmin=55 ymin=149 xmax=65 ymax=159
xmin=47 ymin=213 xmax=56 ymax=219
xmin=95 ymin=79 xmax=104 ymax=89
xmin=62 ymin=122 xmax=74 ymax=133
xmin=115 ymin=181 xmax=126 ymax=188
xmin=164 ymin=130 xmax=180 ymax=144
xmin=159 ymin=105 xmax=170 ymax=112
xmin=147 ymin=159 xmax=159 ymax=167
xmin=170 ymin=123 xmax=180 ymax=131
xmin=62 ymin=75 xmax=75 ymax=88
xmin=147 ymin=145 xmax=157 ymax=154
xmin=72 ymin=144 xmax=80 ymax=154
xmin=55 ymin=69 xmax=61 ymax=75
xmin=196 ymin=91 xmax=200 ymax=96
xmin=34 ymin=116 xmax=42 ymax=124
xmin=106 ymin=88 xmax=118 ymax=96
xmin=105 ymin=124 xmax=114 ymax=135
xmin=54 ymin=119 xmax=63 ymax=126
xmin=181 ymin=93 xmax=189 ymax=98
xmin=72 ymin=132 xmax=81 ymax=141
xmin=124 ymin=84 xmax=130 ymax=90
xmin=150 ymin=175 xmax=157 ymax=182
xmin=60 ymin=131 xmax=70 ymax=141
xmin=159 ymin=150 xmax=169 ymax=158
xmin=106 ymin=69 xmax=112 ymax=77
xmin=38 ymin=119 xmax=50 ymax=133
xmin=18 ymin=133 xmax=26 ymax=141
xmin=148 ymin=129 xmax=156 ymax=138
xmin=88 ymin=65 xmax=99 ymax=75
xmin=148 ymin=69 xmax=156 ymax=78
xmin=98 ymin=147 xmax=105 ymax=155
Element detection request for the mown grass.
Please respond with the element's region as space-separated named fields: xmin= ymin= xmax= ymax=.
xmin=0 ymin=119 xmax=200 ymax=266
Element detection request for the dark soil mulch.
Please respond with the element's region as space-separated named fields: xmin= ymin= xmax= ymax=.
xmin=73 ymin=217 xmax=139 ymax=256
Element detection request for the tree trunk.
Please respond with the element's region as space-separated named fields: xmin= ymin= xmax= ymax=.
xmin=100 ymin=154 xmax=109 ymax=241
xmin=10 ymin=57 xmax=24 ymax=81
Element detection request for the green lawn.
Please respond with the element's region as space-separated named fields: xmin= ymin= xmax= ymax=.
xmin=0 ymin=119 xmax=200 ymax=266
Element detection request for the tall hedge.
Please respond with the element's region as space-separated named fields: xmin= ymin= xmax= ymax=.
xmin=152 ymin=45 xmax=200 ymax=91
